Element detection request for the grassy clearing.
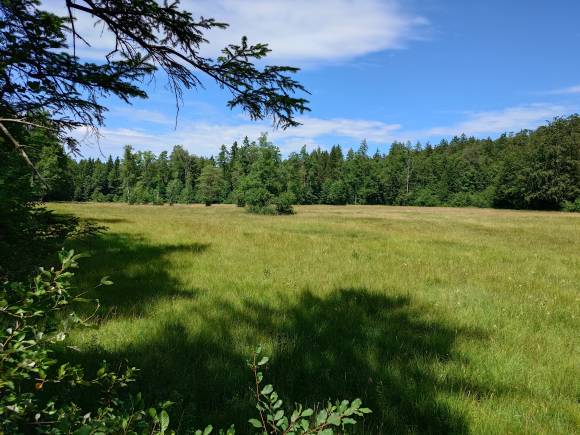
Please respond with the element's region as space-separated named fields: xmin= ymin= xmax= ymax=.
xmin=49 ymin=203 xmax=579 ymax=434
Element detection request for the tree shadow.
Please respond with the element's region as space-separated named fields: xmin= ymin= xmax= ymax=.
xmin=67 ymin=232 xmax=209 ymax=317
xmin=179 ymin=289 xmax=488 ymax=434
xmin=66 ymin=254 xmax=496 ymax=434
xmin=84 ymin=217 xmax=132 ymax=224
xmin=62 ymin=231 xmax=502 ymax=434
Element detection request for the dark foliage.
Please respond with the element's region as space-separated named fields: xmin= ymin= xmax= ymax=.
xmin=56 ymin=116 xmax=580 ymax=211
xmin=0 ymin=0 xmax=310 ymax=273
xmin=0 ymin=0 xmax=309 ymax=148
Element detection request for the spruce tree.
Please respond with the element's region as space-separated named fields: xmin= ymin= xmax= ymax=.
xmin=197 ymin=165 xmax=225 ymax=206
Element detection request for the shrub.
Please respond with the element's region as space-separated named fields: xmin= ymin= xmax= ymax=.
xmin=562 ymin=198 xmax=580 ymax=212
xmin=1 ymin=252 xmax=370 ymax=433
xmin=246 ymin=347 xmax=371 ymax=434
xmin=90 ymin=190 xmax=108 ymax=202
xmin=470 ymin=186 xmax=495 ymax=208
xmin=233 ymin=189 xmax=246 ymax=207
xmin=273 ymin=192 xmax=295 ymax=215
xmin=245 ymin=187 xmax=272 ymax=208
xmin=411 ymin=189 xmax=441 ymax=207
xmin=0 ymin=250 xmax=171 ymax=434
xmin=447 ymin=190 xmax=493 ymax=208
xmin=245 ymin=187 xmax=275 ymax=214
xmin=447 ymin=192 xmax=472 ymax=207
xmin=248 ymin=204 xmax=277 ymax=215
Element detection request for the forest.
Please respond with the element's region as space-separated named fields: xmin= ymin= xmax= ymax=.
xmin=39 ymin=115 xmax=580 ymax=211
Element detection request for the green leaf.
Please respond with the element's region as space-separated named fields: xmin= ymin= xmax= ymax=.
xmin=73 ymin=426 xmax=92 ymax=435
xmin=327 ymin=412 xmax=341 ymax=426
xmin=203 ymin=424 xmax=213 ymax=435
xmin=261 ymin=384 xmax=273 ymax=395
xmin=73 ymin=298 xmax=92 ymax=303
xmin=159 ymin=410 xmax=169 ymax=432
xmin=301 ymin=408 xmax=314 ymax=417
xmin=316 ymin=410 xmax=328 ymax=425
xmin=248 ymin=418 xmax=262 ymax=428
xmin=100 ymin=276 xmax=113 ymax=286
xmin=257 ymin=356 xmax=269 ymax=366
xmin=276 ymin=416 xmax=289 ymax=429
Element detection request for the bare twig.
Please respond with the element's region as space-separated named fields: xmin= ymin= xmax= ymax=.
xmin=0 ymin=118 xmax=57 ymax=131
xmin=0 ymin=121 xmax=49 ymax=188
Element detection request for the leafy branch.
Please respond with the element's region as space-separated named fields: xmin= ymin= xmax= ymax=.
xmin=247 ymin=347 xmax=371 ymax=434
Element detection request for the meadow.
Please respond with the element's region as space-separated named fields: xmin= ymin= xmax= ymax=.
xmin=49 ymin=203 xmax=579 ymax=434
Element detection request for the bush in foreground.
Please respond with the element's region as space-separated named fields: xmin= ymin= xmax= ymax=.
xmin=1 ymin=251 xmax=368 ymax=434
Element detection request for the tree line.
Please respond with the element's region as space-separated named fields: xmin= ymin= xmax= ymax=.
xmin=37 ymin=115 xmax=580 ymax=211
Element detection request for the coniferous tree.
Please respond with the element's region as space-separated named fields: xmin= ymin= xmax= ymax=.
xmin=58 ymin=114 xmax=580 ymax=211
xmin=35 ymin=140 xmax=73 ymax=201
xmin=121 ymin=146 xmax=138 ymax=203
xmin=197 ymin=165 xmax=225 ymax=206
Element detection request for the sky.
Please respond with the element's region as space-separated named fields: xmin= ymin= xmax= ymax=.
xmin=48 ymin=0 xmax=580 ymax=158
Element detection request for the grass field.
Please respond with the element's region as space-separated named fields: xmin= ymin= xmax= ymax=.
xmin=49 ymin=203 xmax=579 ymax=434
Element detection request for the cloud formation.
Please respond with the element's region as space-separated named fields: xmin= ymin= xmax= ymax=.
xmin=191 ymin=0 xmax=427 ymax=63
xmin=74 ymin=103 xmax=574 ymax=157
xmin=546 ymin=85 xmax=580 ymax=95
xmin=43 ymin=0 xmax=427 ymax=64
xmin=406 ymin=103 xmax=570 ymax=139
xmin=74 ymin=116 xmax=399 ymax=156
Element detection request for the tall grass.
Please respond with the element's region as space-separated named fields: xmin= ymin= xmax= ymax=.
xmin=49 ymin=203 xmax=580 ymax=434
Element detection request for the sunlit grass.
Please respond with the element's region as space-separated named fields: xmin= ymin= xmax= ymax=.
xmin=49 ymin=203 xmax=580 ymax=434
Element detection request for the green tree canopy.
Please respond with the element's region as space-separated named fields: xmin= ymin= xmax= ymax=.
xmin=0 ymin=0 xmax=309 ymax=172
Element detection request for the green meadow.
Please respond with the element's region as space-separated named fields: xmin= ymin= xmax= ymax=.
xmin=49 ymin=203 xmax=579 ymax=434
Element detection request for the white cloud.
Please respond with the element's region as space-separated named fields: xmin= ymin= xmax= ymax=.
xmin=546 ymin=85 xmax=580 ymax=95
xmin=408 ymin=104 xmax=571 ymax=139
xmin=42 ymin=0 xmax=427 ymax=64
xmin=74 ymin=103 xmax=575 ymax=158
xmin=73 ymin=115 xmax=400 ymax=156
xmin=191 ymin=0 xmax=427 ymax=63
xmin=281 ymin=117 xmax=401 ymax=143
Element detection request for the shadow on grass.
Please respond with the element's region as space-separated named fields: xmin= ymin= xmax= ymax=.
xmin=67 ymin=232 xmax=209 ymax=317
xmin=65 ymin=232 xmax=490 ymax=434
xmin=84 ymin=217 xmax=132 ymax=224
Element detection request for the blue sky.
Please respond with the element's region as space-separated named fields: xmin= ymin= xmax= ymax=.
xmin=54 ymin=0 xmax=580 ymax=157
